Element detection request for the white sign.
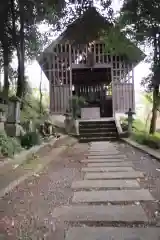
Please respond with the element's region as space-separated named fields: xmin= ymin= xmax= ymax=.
xmin=81 ymin=107 xmax=100 ymax=119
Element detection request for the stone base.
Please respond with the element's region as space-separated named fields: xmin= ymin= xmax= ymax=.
xmin=0 ymin=122 xmax=4 ymax=131
xmin=5 ymin=123 xmax=25 ymax=137
xmin=64 ymin=118 xmax=79 ymax=135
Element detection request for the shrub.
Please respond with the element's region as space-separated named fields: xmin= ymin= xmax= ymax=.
xmin=131 ymin=131 xmax=160 ymax=149
xmin=0 ymin=131 xmax=22 ymax=157
xmin=20 ymin=131 xmax=42 ymax=149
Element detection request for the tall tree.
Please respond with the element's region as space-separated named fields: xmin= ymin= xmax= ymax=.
xmin=0 ymin=0 xmax=14 ymax=98
xmin=0 ymin=0 xmax=113 ymax=100
xmin=120 ymin=0 xmax=160 ymax=134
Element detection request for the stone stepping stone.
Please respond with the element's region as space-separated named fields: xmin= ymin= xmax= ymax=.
xmin=85 ymin=171 xmax=144 ymax=180
xmin=89 ymin=148 xmax=118 ymax=150
xmin=71 ymin=180 xmax=140 ymax=190
xmin=89 ymin=149 xmax=118 ymax=152
xmin=88 ymin=153 xmax=120 ymax=156
xmin=72 ymin=189 xmax=154 ymax=203
xmin=87 ymin=155 xmax=126 ymax=159
xmin=53 ymin=205 xmax=148 ymax=223
xmin=81 ymin=167 xmax=134 ymax=172
xmin=88 ymin=151 xmax=119 ymax=155
xmin=82 ymin=159 xmax=125 ymax=163
xmin=87 ymin=162 xmax=133 ymax=167
xmin=65 ymin=227 xmax=160 ymax=240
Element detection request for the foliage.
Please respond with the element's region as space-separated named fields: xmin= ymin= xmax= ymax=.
xmin=131 ymin=131 xmax=160 ymax=149
xmin=0 ymin=131 xmax=22 ymax=157
xmin=103 ymin=24 xmax=144 ymax=63
xmin=121 ymin=117 xmax=160 ymax=149
xmin=121 ymin=117 xmax=145 ymax=132
xmin=19 ymin=81 xmax=49 ymax=129
xmin=20 ymin=131 xmax=42 ymax=149
xmin=0 ymin=1 xmax=113 ymax=100
xmin=120 ymin=0 xmax=160 ymax=134
xmin=70 ymin=96 xmax=87 ymax=119
xmin=141 ymin=73 xmax=154 ymax=92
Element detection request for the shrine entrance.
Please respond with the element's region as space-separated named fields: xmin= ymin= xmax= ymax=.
xmin=72 ymin=67 xmax=113 ymax=118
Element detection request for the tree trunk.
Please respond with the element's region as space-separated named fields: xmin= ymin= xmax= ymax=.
xmin=2 ymin=42 xmax=9 ymax=98
xmin=39 ymin=76 xmax=43 ymax=115
xmin=149 ymin=85 xmax=159 ymax=134
xmin=16 ymin=1 xmax=25 ymax=98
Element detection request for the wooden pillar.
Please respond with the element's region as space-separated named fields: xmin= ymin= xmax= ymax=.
xmin=132 ymin=64 xmax=135 ymax=111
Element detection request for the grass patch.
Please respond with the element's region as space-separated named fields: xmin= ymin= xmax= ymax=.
xmin=131 ymin=131 xmax=160 ymax=149
xmin=121 ymin=118 xmax=160 ymax=149
xmin=0 ymin=131 xmax=22 ymax=157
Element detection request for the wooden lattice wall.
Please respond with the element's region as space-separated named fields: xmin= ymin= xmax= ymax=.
xmin=43 ymin=41 xmax=135 ymax=114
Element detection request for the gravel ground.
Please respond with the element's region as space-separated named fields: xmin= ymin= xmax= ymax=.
xmin=0 ymin=143 xmax=88 ymax=240
xmin=1 ymin=141 xmax=160 ymax=239
xmin=118 ymin=141 xmax=160 ymax=225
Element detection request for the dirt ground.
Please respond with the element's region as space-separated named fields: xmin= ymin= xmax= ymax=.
xmin=0 ymin=141 xmax=160 ymax=239
xmin=0 ymin=143 xmax=88 ymax=240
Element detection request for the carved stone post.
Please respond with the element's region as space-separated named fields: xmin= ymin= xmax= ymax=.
xmin=125 ymin=108 xmax=135 ymax=136
xmin=0 ymin=103 xmax=7 ymax=131
xmin=5 ymin=97 xmax=24 ymax=137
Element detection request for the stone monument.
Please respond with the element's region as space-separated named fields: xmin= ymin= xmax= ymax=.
xmin=0 ymin=103 xmax=7 ymax=132
xmin=125 ymin=108 xmax=135 ymax=135
xmin=5 ymin=97 xmax=25 ymax=137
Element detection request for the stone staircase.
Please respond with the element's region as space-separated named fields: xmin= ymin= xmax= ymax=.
xmin=79 ymin=119 xmax=119 ymax=142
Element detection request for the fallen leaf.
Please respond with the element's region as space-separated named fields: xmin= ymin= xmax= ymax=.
xmin=155 ymin=211 xmax=159 ymax=216
xmin=33 ymin=173 xmax=40 ymax=177
xmin=13 ymin=164 xmax=19 ymax=169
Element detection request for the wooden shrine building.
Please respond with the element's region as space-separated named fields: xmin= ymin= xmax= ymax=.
xmin=38 ymin=7 xmax=144 ymax=140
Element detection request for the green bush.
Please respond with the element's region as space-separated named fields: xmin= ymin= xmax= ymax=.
xmin=131 ymin=131 xmax=160 ymax=149
xmin=70 ymin=96 xmax=87 ymax=119
xmin=0 ymin=131 xmax=22 ymax=157
xmin=20 ymin=131 xmax=42 ymax=149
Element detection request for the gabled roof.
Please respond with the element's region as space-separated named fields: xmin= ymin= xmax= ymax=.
xmin=38 ymin=6 xmax=145 ymax=65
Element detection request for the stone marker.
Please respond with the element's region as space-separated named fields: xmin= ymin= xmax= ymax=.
xmin=81 ymin=159 xmax=125 ymax=163
xmin=72 ymin=189 xmax=154 ymax=203
xmin=81 ymin=167 xmax=134 ymax=172
xmin=85 ymin=171 xmax=144 ymax=179
xmin=53 ymin=205 xmax=148 ymax=223
xmin=87 ymin=155 xmax=126 ymax=159
xmin=87 ymin=162 xmax=133 ymax=167
xmin=65 ymin=227 xmax=160 ymax=240
xmin=71 ymin=180 xmax=140 ymax=190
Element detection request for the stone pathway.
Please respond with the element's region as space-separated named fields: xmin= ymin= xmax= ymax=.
xmin=53 ymin=141 xmax=160 ymax=239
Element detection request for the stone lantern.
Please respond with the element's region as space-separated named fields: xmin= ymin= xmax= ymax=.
xmin=125 ymin=108 xmax=135 ymax=135
xmin=0 ymin=103 xmax=7 ymax=131
xmin=5 ymin=96 xmax=23 ymax=137
xmin=7 ymin=96 xmax=21 ymax=124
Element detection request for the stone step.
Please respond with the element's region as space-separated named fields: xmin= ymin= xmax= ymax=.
xmin=85 ymin=171 xmax=144 ymax=180
xmin=88 ymin=151 xmax=118 ymax=154
xmin=87 ymin=155 xmax=126 ymax=159
xmin=87 ymin=162 xmax=133 ymax=167
xmin=65 ymin=227 xmax=160 ymax=240
xmin=81 ymin=167 xmax=134 ymax=172
xmin=89 ymin=148 xmax=118 ymax=151
xmin=79 ymin=137 xmax=118 ymax=143
xmin=53 ymin=205 xmax=148 ymax=223
xmin=71 ymin=180 xmax=140 ymax=190
xmin=72 ymin=189 xmax=154 ymax=203
xmin=87 ymin=152 xmax=120 ymax=155
xmin=81 ymin=159 xmax=125 ymax=163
